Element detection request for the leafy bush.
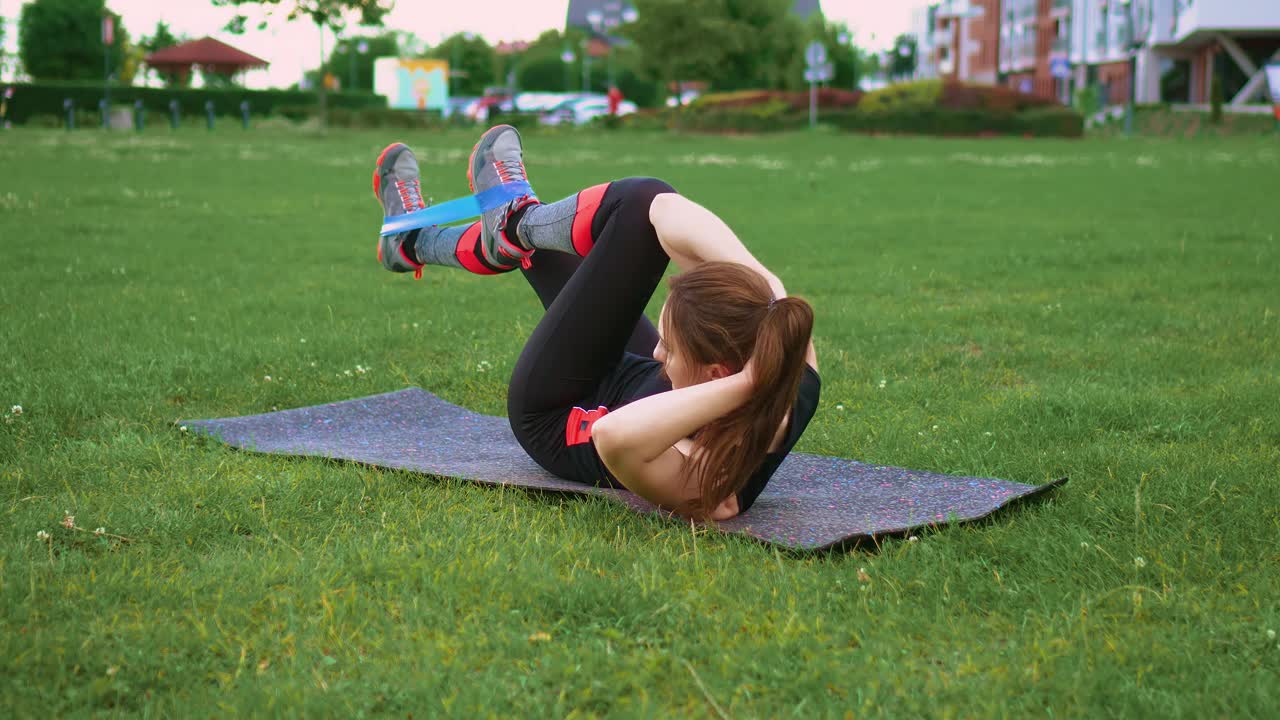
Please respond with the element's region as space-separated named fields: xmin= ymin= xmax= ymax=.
xmin=858 ymin=80 xmax=943 ymax=113
xmin=827 ymin=106 xmax=1083 ymax=138
xmin=2 ymin=82 xmax=387 ymax=125
xmin=693 ymin=89 xmax=862 ymax=112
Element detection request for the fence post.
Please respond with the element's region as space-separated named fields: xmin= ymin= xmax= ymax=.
xmin=134 ymin=99 xmax=145 ymax=132
xmin=205 ymin=101 xmax=216 ymax=131
xmin=240 ymin=101 xmax=251 ymax=130
xmin=169 ymin=100 xmax=181 ymax=130
xmin=65 ymin=98 xmax=76 ymax=131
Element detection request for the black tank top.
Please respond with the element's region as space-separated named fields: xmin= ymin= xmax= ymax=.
xmin=605 ymin=355 xmax=822 ymax=513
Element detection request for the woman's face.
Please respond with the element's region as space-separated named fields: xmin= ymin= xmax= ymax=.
xmin=656 ymin=301 xmax=710 ymax=390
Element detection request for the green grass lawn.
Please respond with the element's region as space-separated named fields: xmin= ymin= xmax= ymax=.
xmin=1 ymin=126 xmax=1278 ymax=717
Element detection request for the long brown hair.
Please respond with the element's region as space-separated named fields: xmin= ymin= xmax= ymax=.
xmin=663 ymin=261 xmax=814 ymax=518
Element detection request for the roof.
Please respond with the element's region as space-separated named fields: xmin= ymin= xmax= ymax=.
xmin=145 ymin=37 xmax=270 ymax=70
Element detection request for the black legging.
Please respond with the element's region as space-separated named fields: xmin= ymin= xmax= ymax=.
xmin=507 ymin=177 xmax=675 ymax=483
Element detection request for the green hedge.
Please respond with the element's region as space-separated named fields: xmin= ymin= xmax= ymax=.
xmin=826 ymin=107 xmax=1083 ymax=138
xmin=3 ymin=82 xmax=387 ymax=125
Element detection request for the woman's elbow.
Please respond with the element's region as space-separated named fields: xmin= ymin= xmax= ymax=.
xmin=590 ymin=415 xmax=626 ymax=462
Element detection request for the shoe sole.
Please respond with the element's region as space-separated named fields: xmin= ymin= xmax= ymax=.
xmin=372 ymin=142 xmax=408 ymax=202
xmin=467 ymin=125 xmax=517 ymax=194
xmin=373 ymin=142 xmax=409 ymax=265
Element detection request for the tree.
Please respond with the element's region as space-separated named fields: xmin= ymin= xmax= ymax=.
xmin=318 ymin=32 xmax=397 ymax=91
xmin=714 ymin=0 xmax=803 ymax=91
xmin=215 ymin=0 xmax=392 ymax=34
xmin=217 ymin=1 xmax=390 ymax=126
xmin=140 ymin=21 xmax=187 ymax=86
xmin=1 ymin=15 xmax=8 ymax=77
xmin=427 ymin=33 xmax=496 ymax=97
xmin=625 ymin=0 xmax=738 ymax=105
xmin=19 ymin=0 xmax=128 ymax=81
xmin=888 ymin=33 xmax=917 ymax=81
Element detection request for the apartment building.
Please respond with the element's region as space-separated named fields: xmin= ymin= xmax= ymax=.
xmin=912 ymin=1 xmax=1002 ymax=84
xmin=1055 ymin=0 xmax=1279 ymax=106
xmin=913 ymin=1 xmax=1279 ymax=107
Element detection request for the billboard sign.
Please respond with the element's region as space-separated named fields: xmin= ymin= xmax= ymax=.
xmin=374 ymin=58 xmax=450 ymax=112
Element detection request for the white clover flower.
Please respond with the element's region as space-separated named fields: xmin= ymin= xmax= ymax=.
xmin=356 ymin=365 xmax=367 ymax=375
xmin=62 ymin=515 xmax=75 ymax=529
xmin=300 ymin=338 xmax=307 ymax=344
xmin=1267 ymin=629 xmax=1276 ymax=641
xmin=878 ymin=379 xmax=887 ymax=389
xmin=11 ymin=405 xmax=23 ymax=415
xmin=263 ymin=375 xmax=272 ymax=382
xmin=344 ymin=370 xmax=353 ymax=377
xmin=908 ymin=536 xmax=919 ymax=543
xmin=94 ymin=527 xmax=106 ymax=537
xmin=36 ymin=530 xmax=51 ymax=541
xmin=1134 ymin=556 xmax=1146 ymax=569
xmin=179 ymin=425 xmax=188 ymax=433
xmin=476 ymin=360 xmax=493 ymax=373
xmin=984 ymin=431 xmax=993 ymax=436
xmin=1081 ymin=542 xmax=1089 ymax=549
xmin=918 ymin=431 xmax=924 ymax=436
xmin=932 ymin=425 xmax=939 ymax=431
xmin=835 ymin=404 xmax=844 ymax=412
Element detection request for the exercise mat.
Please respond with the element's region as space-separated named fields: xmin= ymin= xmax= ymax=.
xmin=182 ymin=388 xmax=1065 ymax=551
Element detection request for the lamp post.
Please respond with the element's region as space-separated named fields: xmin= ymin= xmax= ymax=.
xmin=838 ymin=31 xmax=857 ymax=91
xmin=585 ymin=4 xmax=638 ymax=92
xmin=561 ymin=48 xmax=576 ymax=92
xmin=348 ymin=40 xmax=369 ymax=92
xmin=1120 ymin=0 xmax=1147 ymax=137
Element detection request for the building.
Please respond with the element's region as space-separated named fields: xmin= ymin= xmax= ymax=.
xmin=912 ymin=1 xmax=1280 ymax=107
xmin=1019 ymin=0 xmax=1280 ymax=106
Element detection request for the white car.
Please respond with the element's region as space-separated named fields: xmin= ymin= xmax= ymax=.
xmin=540 ymin=96 xmax=638 ymax=126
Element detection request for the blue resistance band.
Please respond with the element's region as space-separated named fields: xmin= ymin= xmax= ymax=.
xmin=380 ymin=181 xmax=532 ymax=237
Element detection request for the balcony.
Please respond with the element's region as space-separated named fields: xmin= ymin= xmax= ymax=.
xmin=1169 ymin=0 xmax=1280 ymax=47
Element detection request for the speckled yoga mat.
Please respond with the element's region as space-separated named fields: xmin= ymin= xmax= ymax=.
xmin=182 ymin=388 xmax=1065 ymax=551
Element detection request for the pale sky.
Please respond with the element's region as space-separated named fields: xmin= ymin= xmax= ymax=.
xmin=1 ymin=0 xmax=925 ymax=87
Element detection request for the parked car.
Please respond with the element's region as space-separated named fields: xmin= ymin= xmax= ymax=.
xmin=540 ymin=95 xmax=638 ymax=126
xmin=665 ymin=89 xmax=701 ymax=107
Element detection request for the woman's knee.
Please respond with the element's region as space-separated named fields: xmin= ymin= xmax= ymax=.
xmin=614 ymin=177 xmax=676 ymax=213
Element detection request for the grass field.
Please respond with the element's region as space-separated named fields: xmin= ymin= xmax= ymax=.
xmin=1 ymin=126 xmax=1278 ymax=717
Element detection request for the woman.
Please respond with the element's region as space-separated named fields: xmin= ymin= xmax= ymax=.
xmin=372 ymin=125 xmax=820 ymax=521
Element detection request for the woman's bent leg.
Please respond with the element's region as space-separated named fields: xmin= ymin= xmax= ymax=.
xmin=507 ymin=178 xmax=674 ymax=472
xmin=518 ymin=197 xmax=660 ymax=357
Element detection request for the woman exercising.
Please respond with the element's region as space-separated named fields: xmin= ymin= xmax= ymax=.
xmin=372 ymin=125 xmax=820 ymax=521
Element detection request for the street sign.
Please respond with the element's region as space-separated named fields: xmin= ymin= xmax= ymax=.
xmin=804 ymin=63 xmax=834 ymax=83
xmin=805 ymin=42 xmax=827 ymax=69
xmin=1050 ymin=57 xmax=1071 ymax=79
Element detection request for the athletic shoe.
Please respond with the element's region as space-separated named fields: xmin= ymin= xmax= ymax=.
xmin=467 ymin=124 xmax=539 ymax=271
xmin=372 ymin=142 xmax=426 ymax=278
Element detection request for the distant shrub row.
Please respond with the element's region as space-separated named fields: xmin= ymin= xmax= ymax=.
xmin=2 ymin=82 xmax=387 ymax=125
xmin=622 ymin=80 xmax=1082 ymax=138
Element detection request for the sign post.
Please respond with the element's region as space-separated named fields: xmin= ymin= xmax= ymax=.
xmin=803 ymin=41 xmax=833 ymax=129
xmin=102 ymin=14 xmax=113 ymax=127
xmin=1266 ymin=63 xmax=1280 ymax=133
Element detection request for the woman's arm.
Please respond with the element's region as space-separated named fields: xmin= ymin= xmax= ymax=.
xmin=591 ymin=370 xmax=754 ymax=518
xmin=650 ymin=193 xmax=818 ymax=371
xmin=649 ymin=193 xmax=788 ymax=299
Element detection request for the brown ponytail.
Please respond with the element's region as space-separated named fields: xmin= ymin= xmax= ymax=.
xmin=664 ymin=262 xmax=814 ymax=518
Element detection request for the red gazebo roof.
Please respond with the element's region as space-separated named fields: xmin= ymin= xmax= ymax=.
xmin=145 ymin=37 xmax=270 ymax=73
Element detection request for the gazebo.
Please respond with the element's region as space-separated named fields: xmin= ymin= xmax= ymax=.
xmin=144 ymin=37 xmax=270 ymax=85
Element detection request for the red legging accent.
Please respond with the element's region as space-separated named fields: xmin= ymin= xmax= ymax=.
xmin=454 ymin=222 xmax=501 ymax=275
xmin=571 ymin=183 xmax=611 ymax=257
